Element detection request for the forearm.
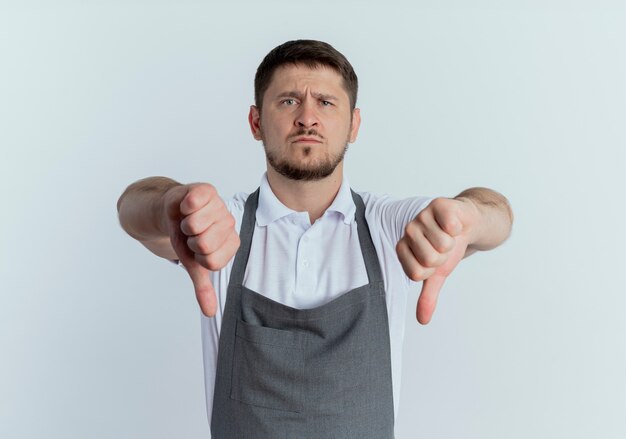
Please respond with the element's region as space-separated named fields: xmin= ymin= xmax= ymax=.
xmin=454 ymin=187 xmax=513 ymax=251
xmin=117 ymin=176 xmax=182 ymax=242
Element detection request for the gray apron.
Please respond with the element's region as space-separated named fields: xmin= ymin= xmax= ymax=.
xmin=211 ymin=188 xmax=395 ymax=439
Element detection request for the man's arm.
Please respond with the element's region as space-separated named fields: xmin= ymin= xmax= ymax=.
xmin=117 ymin=176 xmax=181 ymax=260
xmin=454 ymin=187 xmax=513 ymax=258
xmin=116 ymin=176 xmax=240 ymax=317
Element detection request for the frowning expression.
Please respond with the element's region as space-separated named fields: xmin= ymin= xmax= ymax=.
xmin=249 ymin=64 xmax=361 ymax=181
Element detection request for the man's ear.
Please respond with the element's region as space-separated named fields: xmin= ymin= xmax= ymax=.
xmin=248 ymin=105 xmax=262 ymax=141
xmin=349 ymin=108 xmax=361 ymax=143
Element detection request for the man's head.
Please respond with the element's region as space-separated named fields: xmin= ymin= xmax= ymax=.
xmin=249 ymin=40 xmax=361 ymax=181
xmin=254 ymin=40 xmax=358 ymax=114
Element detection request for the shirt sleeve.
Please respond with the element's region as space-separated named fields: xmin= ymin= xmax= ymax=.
xmin=361 ymin=193 xmax=436 ymax=245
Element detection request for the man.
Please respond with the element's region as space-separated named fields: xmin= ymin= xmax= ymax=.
xmin=117 ymin=40 xmax=513 ymax=438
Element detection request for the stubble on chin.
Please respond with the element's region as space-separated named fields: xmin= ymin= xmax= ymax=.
xmin=264 ymin=141 xmax=349 ymax=182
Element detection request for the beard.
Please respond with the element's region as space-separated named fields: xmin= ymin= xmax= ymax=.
xmin=263 ymin=129 xmax=350 ymax=181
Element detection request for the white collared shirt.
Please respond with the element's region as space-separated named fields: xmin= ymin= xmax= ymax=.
xmin=195 ymin=173 xmax=434 ymax=430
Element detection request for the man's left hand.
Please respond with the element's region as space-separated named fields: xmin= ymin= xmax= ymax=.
xmin=396 ymin=197 xmax=479 ymax=325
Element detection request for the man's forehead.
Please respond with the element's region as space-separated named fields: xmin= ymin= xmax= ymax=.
xmin=267 ymin=64 xmax=346 ymax=95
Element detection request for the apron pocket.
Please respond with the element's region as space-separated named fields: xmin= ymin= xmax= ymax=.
xmin=230 ymin=319 xmax=305 ymax=413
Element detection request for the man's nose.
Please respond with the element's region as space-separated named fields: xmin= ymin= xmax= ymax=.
xmin=295 ymin=100 xmax=319 ymax=128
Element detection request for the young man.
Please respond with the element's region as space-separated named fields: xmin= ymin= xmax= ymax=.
xmin=117 ymin=40 xmax=513 ymax=438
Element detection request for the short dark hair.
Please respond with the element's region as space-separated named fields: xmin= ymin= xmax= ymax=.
xmin=254 ymin=39 xmax=358 ymax=112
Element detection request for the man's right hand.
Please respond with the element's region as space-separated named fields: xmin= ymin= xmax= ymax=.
xmin=162 ymin=183 xmax=240 ymax=317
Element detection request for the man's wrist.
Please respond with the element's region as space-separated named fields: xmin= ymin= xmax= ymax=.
xmin=454 ymin=188 xmax=513 ymax=251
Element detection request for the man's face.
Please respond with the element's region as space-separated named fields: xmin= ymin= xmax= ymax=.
xmin=249 ymin=64 xmax=361 ymax=181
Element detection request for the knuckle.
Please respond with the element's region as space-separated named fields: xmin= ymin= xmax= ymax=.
xmin=196 ymin=237 xmax=214 ymax=255
xmin=439 ymin=235 xmax=455 ymax=252
xmin=433 ymin=242 xmax=448 ymax=254
xmin=421 ymin=252 xmax=438 ymax=268
xmin=204 ymin=183 xmax=217 ymax=195
xmin=406 ymin=263 xmax=426 ymax=281
xmin=186 ymin=236 xmax=199 ymax=252
xmin=404 ymin=221 xmax=417 ymax=237
xmin=403 ymin=223 xmax=411 ymax=236
xmin=178 ymin=218 xmax=190 ymax=235
xmin=190 ymin=220 xmax=205 ymax=235
xmin=205 ymin=253 xmax=224 ymax=271
xmin=184 ymin=191 xmax=203 ymax=211
xmin=408 ymin=268 xmax=425 ymax=282
xmin=414 ymin=209 xmax=428 ymax=225
xmin=226 ymin=214 xmax=236 ymax=230
xmin=181 ymin=217 xmax=199 ymax=235
xmin=430 ymin=197 xmax=448 ymax=209
xmin=396 ymin=238 xmax=410 ymax=256
xmin=199 ymin=183 xmax=217 ymax=201
xmin=442 ymin=219 xmax=459 ymax=234
xmin=194 ymin=253 xmax=214 ymax=270
xmin=440 ymin=216 xmax=452 ymax=228
xmin=186 ymin=183 xmax=217 ymax=210
xmin=185 ymin=215 xmax=207 ymax=235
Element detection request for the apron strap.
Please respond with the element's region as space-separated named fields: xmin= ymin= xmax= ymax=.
xmin=351 ymin=189 xmax=384 ymax=287
xmin=228 ymin=188 xmax=260 ymax=287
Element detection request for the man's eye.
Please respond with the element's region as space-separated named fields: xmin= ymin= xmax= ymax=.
xmin=321 ymin=100 xmax=332 ymax=106
xmin=282 ymin=99 xmax=296 ymax=105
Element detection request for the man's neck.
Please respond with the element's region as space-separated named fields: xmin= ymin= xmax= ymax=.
xmin=266 ymin=164 xmax=343 ymax=224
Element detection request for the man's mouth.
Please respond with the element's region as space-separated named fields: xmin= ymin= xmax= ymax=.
xmin=292 ymin=137 xmax=322 ymax=144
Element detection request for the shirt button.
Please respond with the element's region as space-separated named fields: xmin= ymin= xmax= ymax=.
xmin=303 ymin=236 xmax=309 ymax=242
xmin=303 ymin=260 xmax=309 ymax=267
xmin=292 ymin=219 xmax=298 ymax=225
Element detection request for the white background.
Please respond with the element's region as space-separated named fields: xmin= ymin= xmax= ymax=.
xmin=1 ymin=1 xmax=625 ymax=438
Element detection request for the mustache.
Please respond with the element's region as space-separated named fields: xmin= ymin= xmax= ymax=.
xmin=290 ymin=128 xmax=324 ymax=140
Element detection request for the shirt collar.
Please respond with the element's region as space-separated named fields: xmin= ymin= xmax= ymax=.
xmin=255 ymin=172 xmax=356 ymax=226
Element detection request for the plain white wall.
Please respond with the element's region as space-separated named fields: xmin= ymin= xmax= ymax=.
xmin=2 ymin=1 xmax=625 ymax=438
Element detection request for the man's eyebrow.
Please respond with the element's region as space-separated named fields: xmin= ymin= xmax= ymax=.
xmin=276 ymin=91 xmax=303 ymax=99
xmin=275 ymin=91 xmax=339 ymax=101
xmin=314 ymin=92 xmax=339 ymax=101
